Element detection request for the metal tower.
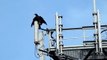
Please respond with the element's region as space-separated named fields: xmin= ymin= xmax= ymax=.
xmin=32 ymin=0 xmax=107 ymax=60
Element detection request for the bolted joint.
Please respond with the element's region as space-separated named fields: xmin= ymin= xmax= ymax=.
xmin=59 ymin=24 xmax=63 ymax=27
xmin=92 ymin=12 xmax=97 ymax=16
xmin=58 ymin=16 xmax=63 ymax=18
xmin=94 ymin=33 xmax=98 ymax=36
xmin=93 ymin=22 xmax=98 ymax=25
xmin=34 ymin=41 xmax=40 ymax=45
xmin=59 ymin=34 xmax=63 ymax=39
xmin=59 ymin=44 xmax=64 ymax=47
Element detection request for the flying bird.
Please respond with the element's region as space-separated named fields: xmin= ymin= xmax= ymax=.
xmin=31 ymin=14 xmax=47 ymax=29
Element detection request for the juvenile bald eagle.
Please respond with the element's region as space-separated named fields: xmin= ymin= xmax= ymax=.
xmin=31 ymin=14 xmax=47 ymax=29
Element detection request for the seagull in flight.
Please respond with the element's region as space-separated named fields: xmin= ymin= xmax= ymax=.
xmin=31 ymin=14 xmax=47 ymax=29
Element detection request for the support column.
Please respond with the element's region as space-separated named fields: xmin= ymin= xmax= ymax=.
xmin=93 ymin=0 xmax=102 ymax=54
xmin=34 ymin=21 xmax=45 ymax=60
xmin=58 ymin=15 xmax=63 ymax=54
xmin=55 ymin=12 xmax=60 ymax=51
xmin=93 ymin=0 xmax=99 ymax=53
xmin=34 ymin=21 xmax=39 ymax=45
xmin=97 ymin=10 xmax=103 ymax=54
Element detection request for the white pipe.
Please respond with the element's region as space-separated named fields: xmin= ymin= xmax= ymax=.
xmin=97 ymin=10 xmax=103 ymax=53
xmin=59 ymin=16 xmax=63 ymax=54
xmin=93 ymin=0 xmax=99 ymax=53
xmin=48 ymin=31 xmax=52 ymax=48
xmin=55 ymin=12 xmax=60 ymax=50
xmin=39 ymin=31 xmax=45 ymax=60
xmin=34 ymin=21 xmax=39 ymax=45
xmin=93 ymin=0 xmax=97 ymax=12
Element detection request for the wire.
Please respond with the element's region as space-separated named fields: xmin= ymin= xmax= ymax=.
xmin=101 ymin=29 xmax=107 ymax=33
xmin=101 ymin=29 xmax=107 ymax=40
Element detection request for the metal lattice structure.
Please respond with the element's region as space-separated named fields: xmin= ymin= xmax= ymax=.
xmin=32 ymin=0 xmax=107 ymax=60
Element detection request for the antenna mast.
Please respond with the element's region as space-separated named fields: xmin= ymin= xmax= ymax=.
xmin=93 ymin=0 xmax=102 ymax=54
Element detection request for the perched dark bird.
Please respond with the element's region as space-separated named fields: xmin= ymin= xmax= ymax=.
xmin=31 ymin=14 xmax=47 ymax=29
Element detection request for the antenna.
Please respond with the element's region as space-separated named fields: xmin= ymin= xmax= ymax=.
xmin=92 ymin=0 xmax=102 ymax=54
xmin=93 ymin=0 xmax=97 ymax=12
xmin=58 ymin=15 xmax=63 ymax=54
xmin=97 ymin=10 xmax=103 ymax=54
xmin=34 ymin=21 xmax=45 ymax=60
xmin=55 ymin=12 xmax=60 ymax=51
xmin=55 ymin=12 xmax=63 ymax=54
xmin=34 ymin=21 xmax=39 ymax=45
xmin=32 ymin=1 xmax=107 ymax=60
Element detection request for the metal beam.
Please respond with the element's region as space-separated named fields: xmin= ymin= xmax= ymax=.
xmin=83 ymin=48 xmax=94 ymax=60
xmin=41 ymin=25 xmax=107 ymax=31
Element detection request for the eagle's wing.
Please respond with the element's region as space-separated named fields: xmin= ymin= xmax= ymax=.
xmin=39 ymin=16 xmax=47 ymax=25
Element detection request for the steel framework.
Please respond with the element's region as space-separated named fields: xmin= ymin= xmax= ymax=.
xmin=32 ymin=0 xmax=107 ymax=60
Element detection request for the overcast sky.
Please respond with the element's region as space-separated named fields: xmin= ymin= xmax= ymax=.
xmin=0 ymin=0 xmax=107 ymax=60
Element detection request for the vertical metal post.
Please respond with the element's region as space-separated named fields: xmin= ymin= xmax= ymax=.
xmin=55 ymin=12 xmax=60 ymax=51
xmin=58 ymin=15 xmax=63 ymax=54
xmin=38 ymin=31 xmax=45 ymax=60
xmin=48 ymin=31 xmax=55 ymax=60
xmin=93 ymin=0 xmax=97 ymax=13
xmin=55 ymin=12 xmax=63 ymax=54
xmin=97 ymin=10 xmax=103 ymax=54
xmin=48 ymin=31 xmax=52 ymax=48
xmin=34 ymin=21 xmax=39 ymax=45
xmin=34 ymin=21 xmax=39 ymax=59
xmin=93 ymin=0 xmax=102 ymax=54
xmin=34 ymin=21 xmax=45 ymax=60
xmin=93 ymin=0 xmax=99 ymax=53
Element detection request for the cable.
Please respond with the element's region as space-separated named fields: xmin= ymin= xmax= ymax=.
xmin=101 ymin=29 xmax=107 ymax=33
xmin=101 ymin=29 xmax=107 ymax=39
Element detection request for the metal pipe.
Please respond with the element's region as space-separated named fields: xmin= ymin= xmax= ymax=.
xmin=41 ymin=25 xmax=107 ymax=31
xmin=93 ymin=0 xmax=97 ymax=12
xmin=55 ymin=12 xmax=60 ymax=50
xmin=59 ymin=15 xmax=63 ymax=54
xmin=48 ymin=31 xmax=53 ymax=48
xmin=34 ymin=21 xmax=39 ymax=45
xmin=93 ymin=0 xmax=99 ymax=53
xmin=97 ymin=10 xmax=103 ymax=54
xmin=64 ymin=25 xmax=107 ymax=29
xmin=48 ymin=31 xmax=51 ymax=49
xmin=39 ymin=31 xmax=45 ymax=60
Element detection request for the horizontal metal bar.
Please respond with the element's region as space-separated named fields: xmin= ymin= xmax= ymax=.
xmin=48 ymin=44 xmax=107 ymax=51
xmin=41 ymin=25 xmax=107 ymax=31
